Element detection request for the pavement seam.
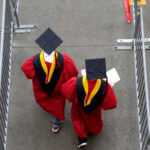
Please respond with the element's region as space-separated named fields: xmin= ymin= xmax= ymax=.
xmin=13 ymin=45 xmax=115 ymax=48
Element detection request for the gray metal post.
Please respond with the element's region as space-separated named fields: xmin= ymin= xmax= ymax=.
xmin=0 ymin=0 xmax=6 ymax=90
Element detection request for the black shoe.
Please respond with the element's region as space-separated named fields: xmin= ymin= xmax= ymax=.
xmin=52 ymin=123 xmax=60 ymax=133
xmin=77 ymin=138 xmax=87 ymax=148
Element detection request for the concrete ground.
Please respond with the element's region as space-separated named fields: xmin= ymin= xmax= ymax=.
xmin=3 ymin=0 xmax=150 ymax=150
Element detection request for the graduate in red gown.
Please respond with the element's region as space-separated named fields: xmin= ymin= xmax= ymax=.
xmin=61 ymin=58 xmax=117 ymax=148
xmin=21 ymin=28 xmax=78 ymax=133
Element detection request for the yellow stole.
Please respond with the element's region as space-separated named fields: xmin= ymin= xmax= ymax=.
xmin=82 ymin=76 xmax=102 ymax=106
xmin=39 ymin=50 xmax=58 ymax=84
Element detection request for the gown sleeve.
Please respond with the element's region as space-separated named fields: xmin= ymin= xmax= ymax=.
xmin=62 ymin=53 xmax=78 ymax=81
xmin=101 ymin=83 xmax=117 ymax=111
xmin=21 ymin=55 xmax=36 ymax=79
xmin=61 ymin=77 xmax=77 ymax=103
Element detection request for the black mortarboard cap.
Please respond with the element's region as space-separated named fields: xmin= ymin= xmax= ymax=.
xmin=35 ymin=28 xmax=63 ymax=54
xmin=85 ymin=58 xmax=106 ymax=80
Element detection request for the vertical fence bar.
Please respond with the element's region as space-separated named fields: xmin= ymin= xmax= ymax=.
xmin=0 ymin=0 xmax=13 ymax=150
xmin=0 ymin=0 xmax=7 ymax=148
xmin=0 ymin=0 xmax=6 ymax=88
xmin=10 ymin=0 xmax=20 ymax=27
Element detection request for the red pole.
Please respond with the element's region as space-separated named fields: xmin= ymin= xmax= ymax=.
xmin=124 ymin=0 xmax=132 ymax=23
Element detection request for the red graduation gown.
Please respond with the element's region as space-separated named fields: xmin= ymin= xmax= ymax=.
xmin=21 ymin=53 xmax=78 ymax=120
xmin=61 ymin=77 xmax=117 ymax=138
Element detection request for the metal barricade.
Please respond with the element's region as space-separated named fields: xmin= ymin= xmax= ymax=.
xmin=10 ymin=0 xmax=36 ymax=33
xmin=115 ymin=0 xmax=150 ymax=149
xmin=0 ymin=0 xmax=13 ymax=150
xmin=133 ymin=1 xmax=150 ymax=149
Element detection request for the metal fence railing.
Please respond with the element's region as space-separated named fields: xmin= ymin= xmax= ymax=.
xmin=11 ymin=0 xmax=36 ymax=33
xmin=115 ymin=0 xmax=150 ymax=149
xmin=1 ymin=0 xmax=36 ymax=34
xmin=0 ymin=0 xmax=13 ymax=150
xmin=133 ymin=1 xmax=150 ymax=150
